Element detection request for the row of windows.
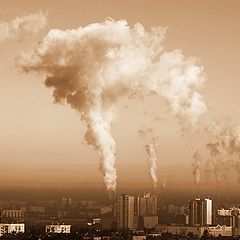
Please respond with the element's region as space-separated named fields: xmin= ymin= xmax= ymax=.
xmin=3 ymin=212 xmax=24 ymax=217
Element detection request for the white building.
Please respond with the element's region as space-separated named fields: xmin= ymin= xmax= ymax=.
xmin=156 ymin=224 xmax=232 ymax=238
xmin=205 ymin=199 xmax=212 ymax=225
xmin=208 ymin=225 xmax=232 ymax=237
xmin=0 ymin=223 xmax=25 ymax=236
xmin=45 ymin=224 xmax=71 ymax=233
xmin=189 ymin=198 xmax=212 ymax=226
xmin=218 ymin=209 xmax=232 ymax=216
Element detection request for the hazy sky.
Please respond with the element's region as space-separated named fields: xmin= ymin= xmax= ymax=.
xmin=0 ymin=0 xmax=240 ymax=192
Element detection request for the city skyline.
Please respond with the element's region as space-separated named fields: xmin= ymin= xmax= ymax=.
xmin=1 ymin=0 xmax=240 ymax=194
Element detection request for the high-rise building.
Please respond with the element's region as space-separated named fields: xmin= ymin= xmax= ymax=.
xmin=205 ymin=199 xmax=212 ymax=225
xmin=117 ymin=194 xmax=135 ymax=229
xmin=189 ymin=198 xmax=212 ymax=226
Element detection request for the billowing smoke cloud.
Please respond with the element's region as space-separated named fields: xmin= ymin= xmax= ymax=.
xmin=0 ymin=11 xmax=47 ymax=42
xmin=192 ymin=151 xmax=201 ymax=185
xmin=18 ymin=19 xmax=206 ymax=191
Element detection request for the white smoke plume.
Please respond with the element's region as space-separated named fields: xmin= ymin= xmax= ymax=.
xmin=138 ymin=127 xmax=160 ymax=190
xmin=192 ymin=151 xmax=201 ymax=185
xmin=145 ymin=142 xmax=159 ymax=190
xmin=0 ymin=11 xmax=47 ymax=42
xmin=18 ymin=19 xmax=207 ymax=191
xmin=205 ymin=143 xmax=222 ymax=183
xmin=194 ymin=121 xmax=240 ymax=185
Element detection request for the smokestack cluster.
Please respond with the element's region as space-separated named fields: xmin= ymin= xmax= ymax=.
xmin=18 ymin=19 xmax=206 ymax=192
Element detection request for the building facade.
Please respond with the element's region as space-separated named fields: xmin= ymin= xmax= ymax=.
xmin=136 ymin=194 xmax=158 ymax=228
xmin=189 ymin=198 xmax=212 ymax=226
xmin=143 ymin=216 xmax=158 ymax=229
xmin=117 ymin=194 xmax=135 ymax=229
xmin=136 ymin=194 xmax=157 ymax=216
xmin=45 ymin=224 xmax=71 ymax=233
xmin=1 ymin=209 xmax=24 ymax=222
xmin=0 ymin=223 xmax=25 ymax=236
xmin=156 ymin=224 xmax=232 ymax=238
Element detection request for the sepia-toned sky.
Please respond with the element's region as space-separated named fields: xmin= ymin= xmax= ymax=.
xmin=0 ymin=0 xmax=240 ymax=191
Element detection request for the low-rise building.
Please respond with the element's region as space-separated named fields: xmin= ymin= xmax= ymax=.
xmin=157 ymin=225 xmax=205 ymax=238
xmin=45 ymin=224 xmax=71 ymax=233
xmin=132 ymin=235 xmax=146 ymax=240
xmin=218 ymin=209 xmax=232 ymax=216
xmin=208 ymin=225 xmax=232 ymax=237
xmin=0 ymin=223 xmax=25 ymax=236
xmin=1 ymin=209 xmax=24 ymax=222
xmin=28 ymin=206 xmax=46 ymax=213
xmin=156 ymin=224 xmax=232 ymax=238
xmin=1 ymin=209 xmax=24 ymax=218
